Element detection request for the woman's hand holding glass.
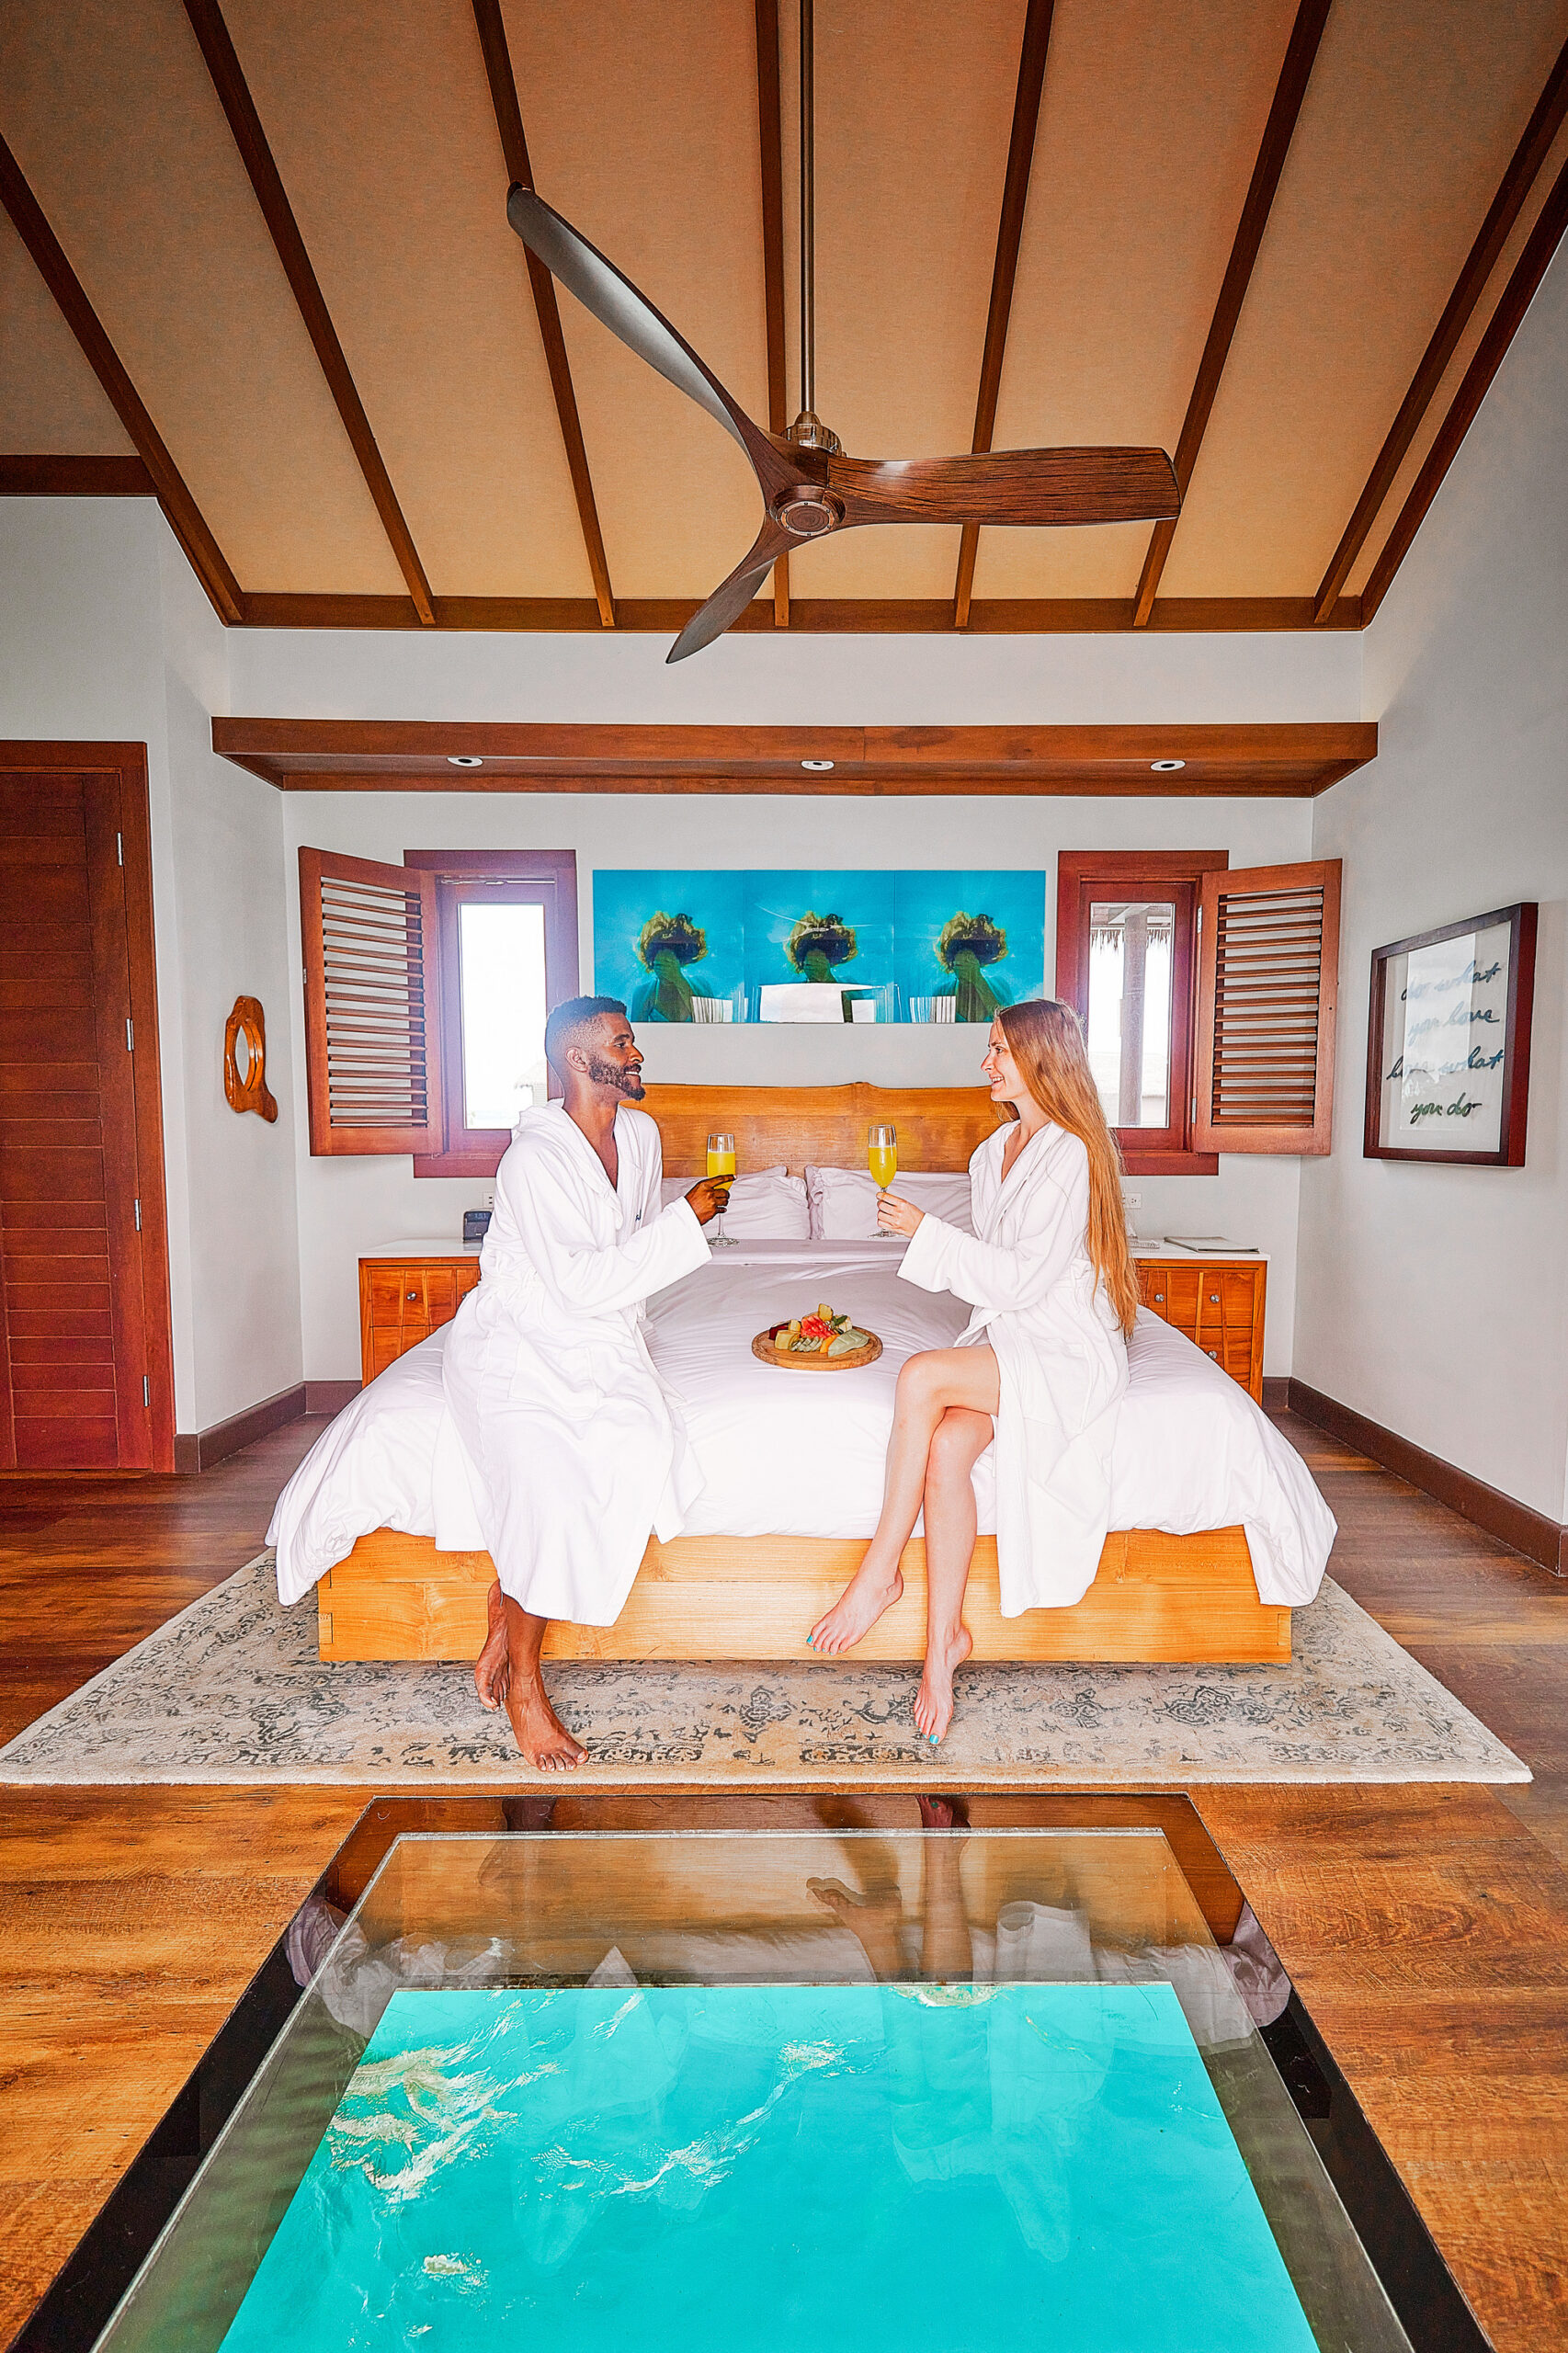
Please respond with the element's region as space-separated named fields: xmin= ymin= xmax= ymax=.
xmin=875 ymin=1190 xmax=925 ymax=1238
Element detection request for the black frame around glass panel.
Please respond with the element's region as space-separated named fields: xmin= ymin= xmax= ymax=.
xmin=10 ymin=1792 xmax=1486 ymax=2353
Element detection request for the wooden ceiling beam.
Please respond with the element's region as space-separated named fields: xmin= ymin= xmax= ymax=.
xmin=0 ymin=455 xmax=154 ymax=495
xmin=1131 ymin=0 xmax=1334 ymax=628
xmin=1313 ymin=34 xmax=1568 ymax=623
xmin=471 ymin=0 xmax=616 ymax=628
xmin=1361 ymin=153 xmax=1568 ymax=626
xmin=0 ymin=132 xmax=244 ymax=622
xmin=953 ymin=0 xmax=1056 ymax=631
xmin=181 ymin=0 xmax=435 ymax=624
xmin=756 ymin=0 xmax=790 ymax=627
xmin=212 ymin=716 xmax=1377 ymax=799
xmin=237 ymin=588 xmax=1362 ymax=633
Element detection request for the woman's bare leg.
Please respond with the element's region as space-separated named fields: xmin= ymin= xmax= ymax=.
xmin=913 ymin=1404 xmax=994 ymax=1743
xmin=809 ymin=1347 xmax=1000 ymax=1656
xmin=501 ymin=1597 xmax=587 ymax=1770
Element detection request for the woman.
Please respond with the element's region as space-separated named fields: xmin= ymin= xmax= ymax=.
xmin=808 ymin=999 xmax=1138 ymax=1744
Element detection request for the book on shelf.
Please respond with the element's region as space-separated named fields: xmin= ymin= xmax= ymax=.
xmin=1160 ymin=1235 xmax=1259 ymax=1254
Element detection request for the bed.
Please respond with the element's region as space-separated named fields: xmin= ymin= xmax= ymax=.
xmin=269 ymin=1084 xmax=1335 ymax=1669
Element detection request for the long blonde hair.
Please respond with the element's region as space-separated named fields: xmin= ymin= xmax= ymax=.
xmin=996 ymin=998 xmax=1139 ymax=1337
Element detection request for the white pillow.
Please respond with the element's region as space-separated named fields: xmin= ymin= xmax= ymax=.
xmin=805 ymin=1165 xmax=974 ymax=1241
xmin=660 ymin=1165 xmax=811 ymax=1240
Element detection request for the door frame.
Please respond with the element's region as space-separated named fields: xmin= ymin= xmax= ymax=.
xmin=0 ymin=744 xmax=176 ymax=1471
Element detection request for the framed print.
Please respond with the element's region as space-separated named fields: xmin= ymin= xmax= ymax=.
xmin=1364 ymin=902 xmax=1536 ymax=1165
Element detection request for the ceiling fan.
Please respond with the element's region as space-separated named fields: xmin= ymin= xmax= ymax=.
xmin=505 ymin=0 xmax=1179 ymax=661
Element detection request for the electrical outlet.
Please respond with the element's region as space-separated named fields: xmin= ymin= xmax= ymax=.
xmin=482 ymin=1188 xmax=495 ymax=1211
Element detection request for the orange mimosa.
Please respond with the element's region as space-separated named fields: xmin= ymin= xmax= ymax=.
xmin=868 ymin=1122 xmax=897 ymax=1202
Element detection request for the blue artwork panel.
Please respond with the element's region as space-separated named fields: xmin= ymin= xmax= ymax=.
xmin=592 ymin=870 xmax=746 ymax=1024
xmin=742 ymin=870 xmax=895 ymax=1018
xmin=221 ymin=1982 xmax=1315 ymax=2353
xmin=894 ymin=870 xmax=1047 ymax=1021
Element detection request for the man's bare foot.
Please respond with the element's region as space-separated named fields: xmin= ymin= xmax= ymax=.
xmin=474 ymin=1581 xmax=509 ymax=1711
xmin=808 ymin=1876 xmax=906 ymax=1980
xmin=505 ymin=1671 xmax=587 ymax=1770
xmin=808 ymin=1558 xmax=903 ymax=1655
xmin=913 ymin=1623 xmax=972 ymax=1745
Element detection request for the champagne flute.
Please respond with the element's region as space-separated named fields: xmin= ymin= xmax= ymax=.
xmin=707 ymin=1131 xmax=737 ymax=1247
xmin=868 ymin=1121 xmax=897 ymax=1233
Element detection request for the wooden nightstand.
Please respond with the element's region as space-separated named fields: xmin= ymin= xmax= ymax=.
xmin=1132 ymin=1245 xmax=1267 ymax=1404
xmin=359 ymin=1243 xmax=482 ymax=1383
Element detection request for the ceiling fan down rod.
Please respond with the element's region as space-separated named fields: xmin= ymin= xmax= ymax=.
xmin=789 ymin=0 xmax=839 ymax=453
xmin=800 ymin=0 xmax=814 ymax=420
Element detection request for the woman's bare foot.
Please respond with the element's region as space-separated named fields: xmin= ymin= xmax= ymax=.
xmin=504 ymin=1671 xmax=587 ymax=1770
xmin=808 ymin=1558 xmax=903 ymax=1655
xmin=913 ymin=1623 xmax=972 ymax=1745
xmin=474 ymin=1581 xmax=509 ymax=1711
xmin=808 ymin=1877 xmax=906 ymax=1979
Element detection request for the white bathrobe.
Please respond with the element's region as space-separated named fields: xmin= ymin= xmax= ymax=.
xmin=899 ymin=1120 xmax=1128 ymax=1612
xmin=441 ymin=1102 xmax=710 ymax=1624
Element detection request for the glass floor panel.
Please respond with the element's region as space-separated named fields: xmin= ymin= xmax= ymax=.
xmin=92 ymin=1826 xmax=1415 ymax=2353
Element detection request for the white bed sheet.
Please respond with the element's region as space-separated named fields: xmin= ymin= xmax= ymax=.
xmin=269 ymin=1239 xmax=1335 ymax=1608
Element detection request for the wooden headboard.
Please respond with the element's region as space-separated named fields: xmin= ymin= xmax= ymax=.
xmin=640 ymin=1084 xmax=1004 ymax=1175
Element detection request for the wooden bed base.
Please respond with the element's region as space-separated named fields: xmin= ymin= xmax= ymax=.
xmin=317 ymin=1524 xmax=1290 ymax=1665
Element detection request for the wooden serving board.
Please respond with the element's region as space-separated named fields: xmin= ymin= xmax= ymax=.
xmin=751 ymin=1324 xmax=883 ymax=1372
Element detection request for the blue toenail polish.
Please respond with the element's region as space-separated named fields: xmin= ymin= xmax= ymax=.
xmin=929 ymin=1733 xmax=938 ymax=1744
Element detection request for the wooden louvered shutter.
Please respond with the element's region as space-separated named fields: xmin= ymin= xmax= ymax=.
xmin=299 ymin=848 xmax=444 ymax=1154
xmin=1194 ymin=860 xmax=1341 ymax=1154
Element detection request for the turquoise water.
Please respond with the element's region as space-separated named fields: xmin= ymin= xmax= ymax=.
xmin=220 ymin=1982 xmax=1315 ymax=2352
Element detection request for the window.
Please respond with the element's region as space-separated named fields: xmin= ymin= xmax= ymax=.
xmin=1057 ymin=851 xmax=1227 ymax=1175
xmin=1056 ymin=851 xmax=1343 ymax=1170
xmin=298 ymin=847 xmax=577 ymax=1172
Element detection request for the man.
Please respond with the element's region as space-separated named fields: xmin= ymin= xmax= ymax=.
xmin=442 ymin=995 xmax=731 ymax=1769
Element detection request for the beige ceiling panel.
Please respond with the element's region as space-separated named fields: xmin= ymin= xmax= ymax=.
xmin=1160 ymin=0 xmax=1568 ymax=598
xmin=0 ymin=0 xmax=404 ymax=591
xmin=775 ymin=0 xmax=1025 ymax=599
xmin=505 ymin=0 xmax=767 ymax=601
xmin=219 ymin=0 xmax=590 ymax=600
xmin=0 ymin=210 xmax=135 ymax=451
xmin=972 ymin=0 xmax=1300 ymax=601
xmin=1345 ymin=117 xmax=1568 ymax=597
xmin=780 ymin=521 xmax=960 ymax=602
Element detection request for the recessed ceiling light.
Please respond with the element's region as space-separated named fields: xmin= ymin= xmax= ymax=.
xmin=801 ymin=757 xmax=835 ymax=772
xmin=1150 ymin=758 xmax=1186 ymax=772
xmin=448 ymin=754 xmax=484 ymax=768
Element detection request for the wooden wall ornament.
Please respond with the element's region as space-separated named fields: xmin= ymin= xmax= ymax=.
xmin=223 ymin=995 xmax=278 ymax=1122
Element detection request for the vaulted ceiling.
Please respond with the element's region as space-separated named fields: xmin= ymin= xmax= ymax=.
xmin=3 ymin=0 xmax=1566 ymax=636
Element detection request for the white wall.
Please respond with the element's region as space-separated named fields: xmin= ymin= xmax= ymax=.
xmin=1295 ymin=244 xmax=1568 ymax=1522
xmin=0 ymin=498 xmax=303 ymax=1431
xmin=282 ymin=786 xmax=1312 ymax=1383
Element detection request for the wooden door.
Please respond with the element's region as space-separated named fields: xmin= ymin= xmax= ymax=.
xmin=0 ymin=749 xmax=174 ymax=1470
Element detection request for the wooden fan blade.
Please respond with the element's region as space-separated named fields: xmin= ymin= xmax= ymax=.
xmin=826 ymin=447 xmax=1180 ymax=528
xmin=667 ymin=517 xmax=796 ymax=665
xmin=506 ymin=186 xmax=791 ymax=492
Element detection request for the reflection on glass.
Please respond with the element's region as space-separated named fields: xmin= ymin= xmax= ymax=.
xmin=458 ymin=900 xmax=548 ymax=1130
xmin=1086 ymin=901 xmax=1175 ymax=1128
xmin=94 ymin=1831 xmax=1415 ymax=2353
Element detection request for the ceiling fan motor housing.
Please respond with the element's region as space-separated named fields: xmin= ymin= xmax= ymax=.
xmin=776 ymin=483 xmax=845 ymax=538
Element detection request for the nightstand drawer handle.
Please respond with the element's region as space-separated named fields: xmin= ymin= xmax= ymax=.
xmin=405 ymin=1289 xmax=420 ymax=1302
xmin=1206 ymin=1348 xmax=1219 ymax=1359
xmin=1208 ymin=1291 xmax=1220 ymax=1303
xmin=1152 ymin=1290 xmax=1165 ymax=1303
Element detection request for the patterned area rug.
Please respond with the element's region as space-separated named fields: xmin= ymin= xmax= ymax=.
xmin=0 ymin=1551 xmax=1528 ymax=1788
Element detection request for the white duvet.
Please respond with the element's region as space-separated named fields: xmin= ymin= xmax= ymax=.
xmin=269 ymin=1239 xmax=1335 ymax=1611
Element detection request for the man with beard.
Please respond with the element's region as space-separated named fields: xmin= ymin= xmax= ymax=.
xmin=442 ymin=996 xmax=731 ymax=1768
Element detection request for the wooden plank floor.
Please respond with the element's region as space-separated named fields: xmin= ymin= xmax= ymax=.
xmin=0 ymin=1410 xmax=1565 ymax=2350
